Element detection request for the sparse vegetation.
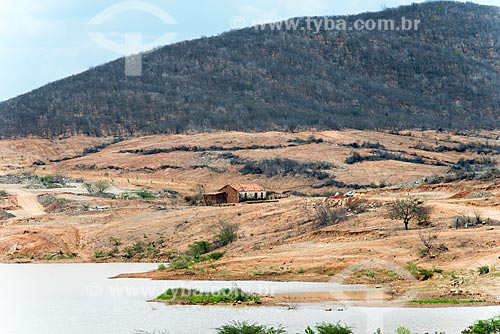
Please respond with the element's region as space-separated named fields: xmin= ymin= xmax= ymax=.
xmin=462 ymin=315 xmax=500 ymax=333
xmin=95 ymin=180 xmax=110 ymax=194
xmin=452 ymin=214 xmax=495 ymax=229
xmin=305 ymin=322 xmax=353 ymax=334
xmin=395 ymin=327 xmax=411 ymax=334
xmin=139 ymin=316 xmax=500 ymax=334
xmin=38 ymin=194 xmax=85 ymax=213
xmin=23 ymin=175 xmax=72 ymax=189
xmin=84 ymin=180 xmax=113 ymax=197
xmin=240 ymin=158 xmax=333 ymax=180
xmin=314 ymin=204 xmax=348 ymax=228
xmin=345 ymin=141 xmax=385 ymax=150
xmin=345 ymin=150 xmax=444 ymax=166
xmin=214 ymin=223 xmax=238 ymax=248
xmin=189 ymin=241 xmax=212 ymax=257
xmin=418 ymin=232 xmax=448 ymax=258
xmin=50 ymin=138 xmax=126 ymax=162
xmin=216 ymin=321 xmax=285 ymax=334
xmin=157 ymin=288 xmax=261 ymax=305
xmin=136 ymin=190 xmax=156 ymax=199
xmin=94 ymin=250 xmax=105 ymax=258
xmin=388 ymin=198 xmax=431 ymax=230
xmin=47 ymin=251 xmax=77 ymax=261
xmin=410 ymin=299 xmax=486 ymax=305
xmin=407 ymin=262 xmax=437 ymax=281
xmin=478 ymin=266 xmax=490 ymax=275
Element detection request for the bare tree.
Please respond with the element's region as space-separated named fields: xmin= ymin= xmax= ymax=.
xmin=419 ymin=231 xmax=437 ymax=257
xmin=419 ymin=231 xmax=448 ymax=257
xmin=315 ymin=204 xmax=348 ymax=228
xmin=388 ymin=198 xmax=431 ymax=230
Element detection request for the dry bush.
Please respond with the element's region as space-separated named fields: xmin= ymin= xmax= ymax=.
xmin=452 ymin=213 xmax=495 ymax=229
xmin=314 ymin=204 xmax=348 ymax=228
xmin=419 ymin=232 xmax=448 ymax=258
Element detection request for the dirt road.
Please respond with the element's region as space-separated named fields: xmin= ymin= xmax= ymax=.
xmin=3 ymin=188 xmax=46 ymax=218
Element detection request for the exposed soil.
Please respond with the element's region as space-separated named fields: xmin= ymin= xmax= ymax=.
xmin=1 ymin=130 xmax=500 ymax=305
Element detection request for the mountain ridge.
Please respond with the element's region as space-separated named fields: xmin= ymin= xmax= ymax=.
xmin=1 ymin=1 xmax=500 ymax=138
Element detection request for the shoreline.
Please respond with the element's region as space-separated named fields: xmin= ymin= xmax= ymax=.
xmin=3 ymin=261 xmax=499 ymax=308
xmin=114 ymin=269 xmax=500 ymax=308
xmin=147 ymin=291 xmax=498 ymax=308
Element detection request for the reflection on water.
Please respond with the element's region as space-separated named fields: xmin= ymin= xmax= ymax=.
xmin=0 ymin=264 xmax=499 ymax=334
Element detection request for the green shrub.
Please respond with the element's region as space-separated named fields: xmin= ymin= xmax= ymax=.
xmin=189 ymin=241 xmax=212 ymax=257
xmin=136 ymin=190 xmax=156 ymax=199
xmin=124 ymin=241 xmax=146 ymax=259
xmin=395 ymin=327 xmax=411 ymax=334
xmin=107 ymin=247 xmax=119 ymax=257
xmin=209 ymin=252 xmax=224 ymax=260
xmin=410 ymin=299 xmax=486 ymax=305
xmin=95 ymin=180 xmax=110 ymax=194
xmin=169 ymin=255 xmax=194 ymax=269
xmin=462 ymin=315 xmax=500 ymax=333
xmin=157 ymin=288 xmax=261 ymax=305
xmin=478 ymin=266 xmax=490 ymax=275
xmin=418 ymin=268 xmax=434 ymax=280
xmin=157 ymin=264 xmax=167 ymax=270
xmin=305 ymin=322 xmax=353 ymax=334
xmin=407 ymin=262 xmax=434 ymax=280
xmin=214 ymin=223 xmax=238 ymax=248
xmin=217 ymin=321 xmax=285 ymax=334
xmin=94 ymin=250 xmax=105 ymax=258
xmin=365 ymin=270 xmax=376 ymax=278
xmin=407 ymin=262 xmax=418 ymax=276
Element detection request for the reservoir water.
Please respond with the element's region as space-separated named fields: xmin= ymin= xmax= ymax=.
xmin=1 ymin=263 xmax=499 ymax=334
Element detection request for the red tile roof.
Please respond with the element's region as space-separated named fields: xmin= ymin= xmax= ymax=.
xmin=221 ymin=184 xmax=265 ymax=192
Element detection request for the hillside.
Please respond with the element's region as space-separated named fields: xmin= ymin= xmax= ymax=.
xmin=1 ymin=1 xmax=500 ymax=138
xmin=1 ymin=130 xmax=500 ymax=303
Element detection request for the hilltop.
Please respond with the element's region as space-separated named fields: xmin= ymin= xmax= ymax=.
xmin=1 ymin=1 xmax=500 ymax=137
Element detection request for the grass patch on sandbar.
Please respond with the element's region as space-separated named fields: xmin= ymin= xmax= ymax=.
xmin=156 ymin=288 xmax=261 ymax=305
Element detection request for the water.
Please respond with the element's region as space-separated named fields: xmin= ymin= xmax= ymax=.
xmin=1 ymin=264 xmax=499 ymax=334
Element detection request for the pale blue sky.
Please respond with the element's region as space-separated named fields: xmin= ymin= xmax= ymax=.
xmin=0 ymin=0 xmax=498 ymax=101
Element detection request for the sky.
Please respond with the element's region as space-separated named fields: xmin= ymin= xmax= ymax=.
xmin=0 ymin=0 xmax=499 ymax=101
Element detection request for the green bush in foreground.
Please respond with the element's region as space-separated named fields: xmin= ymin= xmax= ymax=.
xmin=462 ymin=315 xmax=500 ymax=334
xmin=305 ymin=322 xmax=352 ymax=334
xmin=140 ymin=315 xmax=500 ymax=334
xmin=216 ymin=321 xmax=286 ymax=334
xmin=395 ymin=327 xmax=411 ymax=334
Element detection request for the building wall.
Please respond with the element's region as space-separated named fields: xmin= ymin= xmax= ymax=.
xmin=238 ymin=191 xmax=267 ymax=202
xmin=203 ymin=193 xmax=227 ymax=205
xmin=220 ymin=186 xmax=240 ymax=203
